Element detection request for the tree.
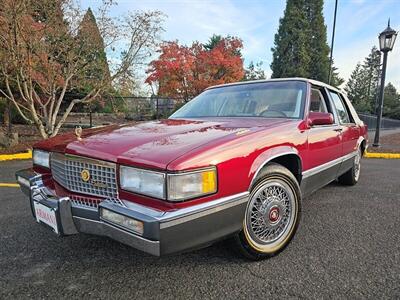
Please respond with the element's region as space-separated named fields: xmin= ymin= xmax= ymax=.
xmin=330 ymin=62 xmax=344 ymax=88
xmin=204 ymin=34 xmax=242 ymax=56
xmin=344 ymin=47 xmax=381 ymax=113
xmin=146 ymin=36 xmax=244 ymax=101
xmin=0 ymin=0 xmax=164 ymax=138
xmin=383 ymin=83 xmax=400 ymax=119
xmin=345 ymin=63 xmax=371 ymax=112
xmin=362 ymin=47 xmax=381 ymax=112
xmin=271 ymin=0 xmax=310 ymax=78
xmin=306 ymin=0 xmax=330 ymax=82
xmin=271 ymin=0 xmax=336 ymax=83
xmin=204 ymin=34 xmax=223 ymax=51
xmin=75 ymin=7 xmax=111 ymax=92
xmin=0 ymin=97 xmax=10 ymax=131
xmin=243 ymin=61 xmax=266 ymax=81
xmin=146 ymin=41 xmax=194 ymax=101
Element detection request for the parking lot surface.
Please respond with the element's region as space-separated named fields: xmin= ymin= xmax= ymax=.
xmin=0 ymin=159 xmax=399 ymax=299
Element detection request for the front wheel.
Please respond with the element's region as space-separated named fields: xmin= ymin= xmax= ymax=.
xmin=235 ymin=163 xmax=301 ymax=260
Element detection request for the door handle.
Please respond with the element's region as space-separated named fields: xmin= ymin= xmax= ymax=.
xmin=333 ymin=128 xmax=343 ymax=132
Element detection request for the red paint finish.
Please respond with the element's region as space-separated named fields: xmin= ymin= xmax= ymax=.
xmin=306 ymin=125 xmax=342 ymax=169
xmin=32 ymin=80 xmax=367 ymax=212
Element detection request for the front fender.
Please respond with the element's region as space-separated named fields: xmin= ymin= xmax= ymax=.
xmin=248 ymin=146 xmax=301 ymax=189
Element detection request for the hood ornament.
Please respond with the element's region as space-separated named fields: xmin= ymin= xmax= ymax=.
xmin=75 ymin=126 xmax=83 ymax=141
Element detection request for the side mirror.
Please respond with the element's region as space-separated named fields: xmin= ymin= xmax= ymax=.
xmin=308 ymin=112 xmax=334 ymax=126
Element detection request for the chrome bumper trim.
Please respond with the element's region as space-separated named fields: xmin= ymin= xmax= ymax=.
xmin=16 ymin=168 xmax=249 ymax=256
xmin=73 ymin=216 xmax=160 ymax=256
xmin=159 ymin=192 xmax=249 ymax=229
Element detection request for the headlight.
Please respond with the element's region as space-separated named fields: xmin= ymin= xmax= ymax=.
xmin=33 ymin=150 xmax=50 ymax=168
xmin=167 ymin=168 xmax=217 ymax=201
xmin=120 ymin=166 xmax=165 ymax=199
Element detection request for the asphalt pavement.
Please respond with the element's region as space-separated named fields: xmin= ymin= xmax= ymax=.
xmin=0 ymin=159 xmax=399 ymax=299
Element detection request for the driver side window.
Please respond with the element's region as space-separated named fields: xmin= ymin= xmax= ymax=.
xmin=310 ymin=89 xmax=328 ymax=113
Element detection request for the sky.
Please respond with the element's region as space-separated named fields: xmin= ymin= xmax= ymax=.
xmin=81 ymin=0 xmax=400 ymax=90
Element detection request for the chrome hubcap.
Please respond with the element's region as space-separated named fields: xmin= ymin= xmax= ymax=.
xmin=246 ymin=180 xmax=296 ymax=245
xmin=267 ymin=205 xmax=281 ymax=224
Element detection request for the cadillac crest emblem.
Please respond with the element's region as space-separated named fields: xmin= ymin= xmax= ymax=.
xmin=80 ymin=169 xmax=90 ymax=182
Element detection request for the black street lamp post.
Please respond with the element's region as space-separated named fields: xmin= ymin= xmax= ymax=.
xmin=373 ymin=20 xmax=398 ymax=147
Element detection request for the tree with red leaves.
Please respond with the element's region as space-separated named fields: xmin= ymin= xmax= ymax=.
xmin=146 ymin=36 xmax=244 ymax=101
xmin=0 ymin=0 xmax=164 ymax=138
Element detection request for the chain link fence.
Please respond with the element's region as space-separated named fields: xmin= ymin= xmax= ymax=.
xmin=123 ymin=97 xmax=184 ymax=120
xmin=358 ymin=113 xmax=400 ymax=130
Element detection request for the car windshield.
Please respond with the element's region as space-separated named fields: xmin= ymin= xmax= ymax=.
xmin=170 ymin=81 xmax=307 ymax=119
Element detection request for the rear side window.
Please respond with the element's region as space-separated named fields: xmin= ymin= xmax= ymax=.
xmin=329 ymin=91 xmax=351 ymax=124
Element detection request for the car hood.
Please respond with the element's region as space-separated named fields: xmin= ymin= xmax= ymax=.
xmin=35 ymin=118 xmax=293 ymax=170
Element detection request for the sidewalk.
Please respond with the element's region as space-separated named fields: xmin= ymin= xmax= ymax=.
xmin=367 ymin=128 xmax=400 ymax=153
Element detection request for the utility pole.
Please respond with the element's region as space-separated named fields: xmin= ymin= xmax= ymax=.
xmin=328 ymin=0 xmax=338 ymax=84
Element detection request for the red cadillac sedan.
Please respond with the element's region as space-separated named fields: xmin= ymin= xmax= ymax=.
xmin=16 ymin=78 xmax=367 ymax=260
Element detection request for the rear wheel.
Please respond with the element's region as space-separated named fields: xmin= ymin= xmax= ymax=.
xmin=338 ymin=148 xmax=362 ymax=186
xmin=235 ymin=163 xmax=301 ymax=260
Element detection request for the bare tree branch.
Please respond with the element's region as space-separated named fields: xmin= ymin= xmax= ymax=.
xmin=0 ymin=0 xmax=164 ymax=138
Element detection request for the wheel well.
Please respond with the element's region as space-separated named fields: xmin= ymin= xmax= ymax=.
xmin=360 ymin=140 xmax=366 ymax=155
xmin=269 ymin=154 xmax=302 ymax=183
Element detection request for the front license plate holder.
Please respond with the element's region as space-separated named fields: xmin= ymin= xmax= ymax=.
xmin=33 ymin=201 xmax=60 ymax=234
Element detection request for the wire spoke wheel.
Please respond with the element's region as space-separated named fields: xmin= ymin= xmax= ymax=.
xmin=244 ymin=178 xmax=297 ymax=253
xmin=354 ymin=149 xmax=361 ymax=181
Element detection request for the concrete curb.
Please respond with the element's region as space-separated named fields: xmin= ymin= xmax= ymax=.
xmin=365 ymin=151 xmax=400 ymax=159
xmin=0 ymin=150 xmax=32 ymax=161
xmin=0 ymin=183 xmax=20 ymax=187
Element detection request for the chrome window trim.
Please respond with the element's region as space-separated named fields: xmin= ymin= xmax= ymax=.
xmin=302 ymin=151 xmax=358 ymax=179
xmin=328 ymin=89 xmax=352 ymax=125
xmin=206 ymin=78 xmax=344 ymax=94
xmin=309 ymin=124 xmax=342 ymax=129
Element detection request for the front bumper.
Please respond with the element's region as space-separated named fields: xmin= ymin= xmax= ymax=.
xmin=16 ymin=168 xmax=248 ymax=256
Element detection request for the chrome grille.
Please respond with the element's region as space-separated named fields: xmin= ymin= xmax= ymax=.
xmin=51 ymin=153 xmax=118 ymax=199
xmin=70 ymin=195 xmax=124 ymax=210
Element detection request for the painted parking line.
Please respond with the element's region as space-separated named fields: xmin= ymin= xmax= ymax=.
xmin=0 ymin=183 xmax=20 ymax=188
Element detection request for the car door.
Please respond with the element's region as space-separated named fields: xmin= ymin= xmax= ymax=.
xmin=328 ymin=90 xmax=360 ymax=175
xmin=303 ymin=86 xmax=343 ymax=194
